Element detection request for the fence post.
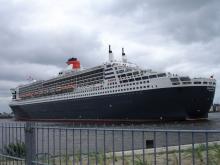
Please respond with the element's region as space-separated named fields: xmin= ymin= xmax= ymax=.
xmin=25 ymin=122 xmax=36 ymax=165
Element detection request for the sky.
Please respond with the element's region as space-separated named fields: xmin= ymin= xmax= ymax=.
xmin=0 ymin=0 xmax=219 ymax=112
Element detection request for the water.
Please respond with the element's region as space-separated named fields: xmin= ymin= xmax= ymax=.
xmin=0 ymin=112 xmax=220 ymax=129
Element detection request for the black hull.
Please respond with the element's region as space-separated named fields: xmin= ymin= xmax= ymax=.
xmin=10 ymin=86 xmax=215 ymax=121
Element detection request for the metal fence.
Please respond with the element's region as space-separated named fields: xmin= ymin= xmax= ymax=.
xmin=0 ymin=122 xmax=220 ymax=165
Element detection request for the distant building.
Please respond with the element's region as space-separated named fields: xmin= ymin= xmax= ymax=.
xmin=0 ymin=112 xmax=14 ymax=118
xmin=211 ymin=104 xmax=220 ymax=112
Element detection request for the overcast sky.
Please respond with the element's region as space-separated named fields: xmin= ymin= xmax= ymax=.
xmin=0 ymin=0 xmax=219 ymax=112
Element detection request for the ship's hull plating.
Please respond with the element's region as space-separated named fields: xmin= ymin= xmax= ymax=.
xmin=10 ymin=86 xmax=215 ymax=121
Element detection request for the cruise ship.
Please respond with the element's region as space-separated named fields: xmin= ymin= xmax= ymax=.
xmin=9 ymin=46 xmax=216 ymax=121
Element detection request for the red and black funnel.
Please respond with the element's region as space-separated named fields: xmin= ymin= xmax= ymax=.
xmin=66 ymin=58 xmax=80 ymax=69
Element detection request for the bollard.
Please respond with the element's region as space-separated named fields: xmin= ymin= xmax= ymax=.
xmin=25 ymin=122 xmax=36 ymax=165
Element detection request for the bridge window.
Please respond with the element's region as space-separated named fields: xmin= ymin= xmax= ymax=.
xmin=180 ymin=77 xmax=191 ymax=81
xmin=170 ymin=78 xmax=179 ymax=82
xmin=194 ymin=81 xmax=201 ymax=84
xmin=157 ymin=73 xmax=166 ymax=77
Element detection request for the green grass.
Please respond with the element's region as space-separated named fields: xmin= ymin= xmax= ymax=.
xmin=2 ymin=142 xmax=220 ymax=165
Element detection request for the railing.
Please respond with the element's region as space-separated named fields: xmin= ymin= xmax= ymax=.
xmin=0 ymin=122 xmax=220 ymax=165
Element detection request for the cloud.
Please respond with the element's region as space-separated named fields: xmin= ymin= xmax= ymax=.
xmin=0 ymin=0 xmax=105 ymax=67
xmin=0 ymin=21 xmax=103 ymax=67
xmin=0 ymin=62 xmax=61 ymax=81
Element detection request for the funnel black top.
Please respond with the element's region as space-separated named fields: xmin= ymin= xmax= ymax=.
xmin=68 ymin=58 xmax=77 ymax=62
xmin=122 ymin=48 xmax=125 ymax=56
xmin=109 ymin=45 xmax=112 ymax=53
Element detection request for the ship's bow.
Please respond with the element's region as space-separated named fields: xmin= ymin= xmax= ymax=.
xmin=185 ymin=85 xmax=215 ymax=120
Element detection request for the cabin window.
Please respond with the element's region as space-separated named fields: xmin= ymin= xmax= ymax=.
xmin=106 ymin=64 xmax=111 ymax=68
xmin=133 ymin=71 xmax=139 ymax=75
xmin=105 ymin=72 xmax=114 ymax=76
xmin=135 ymin=77 xmax=141 ymax=81
xmin=105 ymin=68 xmax=113 ymax=71
xmin=142 ymin=76 xmax=148 ymax=80
xmin=105 ymin=76 xmax=115 ymax=80
xmin=149 ymin=75 xmax=157 ymax=79
xmin=118 ymin=70 xmax=124 ymax=73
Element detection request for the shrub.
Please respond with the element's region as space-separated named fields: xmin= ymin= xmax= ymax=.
xmin=4 ymin=142 xmax=26 ymax=158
